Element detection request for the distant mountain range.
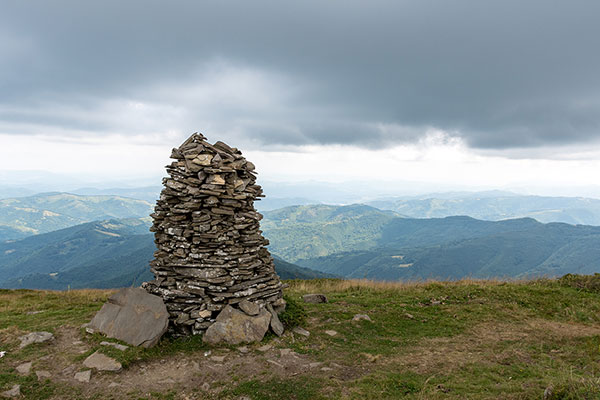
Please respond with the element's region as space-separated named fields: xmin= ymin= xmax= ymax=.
xmin=2 ymin=191 xmax=600 ymax=288
xmin=0 ymin=192 xmax=153 ymax=239
xmin=367 ymin=192 xmax=600 ymax=225
xmin=263 ymin=205 xmax=600 ymax=280
xmin=261 ymin=204 xmax=399 ymax=261
xmin=0 ymin=218 xmax=332 ymax=289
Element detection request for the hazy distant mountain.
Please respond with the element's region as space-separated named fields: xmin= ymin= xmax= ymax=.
xmin=3 ymin=198 xmax=600 ymax=287
xmin=0 ymin=186 xmax=37 ymax=200
xmin=0 ymin=192 xmax=153 ymax=238
xmin=367 ymin=193 xmax=600 ymax=226
xmin=259 ymin=204 xmax=600 ymax=281
xmin=298 ymin=221 xmax=600 ymax=281
xmin=0 ymin=218 xmax=328 ymax=289
xmin=71 ymin=186 xmax=162 ymax=204
xmin=261 ymin=204 xmax=400 ymax=261
xmin=0 ymin=218 xmax=152 ymax=285
xmin=255 ymin=197 xmax=319 ymax=212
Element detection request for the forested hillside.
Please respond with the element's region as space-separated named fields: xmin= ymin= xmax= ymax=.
xmin=0 ymin=219 xmax=330 ymax=289
xmin=262 ymin=205 xmax=600 ymax=280
xmin=0 ymin=192 xmax=153 ymax=237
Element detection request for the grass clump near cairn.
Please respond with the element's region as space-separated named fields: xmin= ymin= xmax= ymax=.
xmin=143 ymin=133 xmax=284 ymax=336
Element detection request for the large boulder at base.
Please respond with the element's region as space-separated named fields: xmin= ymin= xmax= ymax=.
xmin=203 ymin=305 xmax=271 ymax=345
xmin=88 ymin=288 xmax=168 ymax=348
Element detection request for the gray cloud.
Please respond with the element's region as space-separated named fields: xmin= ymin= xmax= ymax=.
xmin=1 ymin=0 xmax=600 ymax=152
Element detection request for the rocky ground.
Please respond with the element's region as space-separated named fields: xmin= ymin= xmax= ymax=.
xmin=2 ymin=277 xmax=600 ymax=399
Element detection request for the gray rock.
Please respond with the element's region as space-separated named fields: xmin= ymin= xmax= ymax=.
xmin=100 ymin=341 xmax=129 ymax=351
xmin=292 ymin=327 xmax=310 ymax=337
xmin=210 ymin=355 xmax=226 ymax=363
xmin=303 ymin=294 xmax=328 ymax=304
xmin=74 ymin=370 xmax=92 ymax=383
xmin=0 ymin=385 xmax=20 ymax=398
xmin=325 ymin=330 xmax=338 ymax=336
xmin=352 ymin=314 xmax=372 ymax=322
xmin=266 ymin=359 xmax=284 ymax=368
xmin=83 ymin=351 xmax=122 ymax=372
xmin=238 ymin=300 xmax=260 ymax=316
xmin=257 ymin=344 xmax=272 ymax=352
xmin=203 ymin=305 xmax=271 ymax=345
xmin=16 ymin=361 xmax=32 ymax=375
xmin=272 ymin=298 xmax=286 ymax=314
xmin=18 ymin=331 xmax=54 ymax=348
xmin=266 ymin=304 xmax=284 ymax=336
xmin=88 ymin=287 xmax=168 ymax=348
xmin=280 ymin=348 xmax=295 ymax=357
xmin=36 ymin=370 xmax=51 ymax=381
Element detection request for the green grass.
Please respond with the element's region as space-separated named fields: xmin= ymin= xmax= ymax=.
xmin=80 ymin=331 xmax=210 ymax=368
xmin=0 ymin=289 xmax=111 ymax=332
xmin=226 ymin=376 xmax=328 ymax=400
xmin=2 ymin=278 xmax=600 ymax=399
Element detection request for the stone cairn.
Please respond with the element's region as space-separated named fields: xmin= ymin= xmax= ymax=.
xmin=143 ymin=133 xmax=285 ymax=336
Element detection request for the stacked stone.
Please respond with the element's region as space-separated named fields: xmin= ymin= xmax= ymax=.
xmin=143 ymin=133 xmax=284 ymax=336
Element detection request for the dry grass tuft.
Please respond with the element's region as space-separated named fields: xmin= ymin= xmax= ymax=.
xmin=286 ymin=277 xmax=538 ymax=293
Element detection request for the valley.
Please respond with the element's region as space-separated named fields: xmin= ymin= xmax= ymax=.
xmin=1 ymin=191 xmax=600 ymax=290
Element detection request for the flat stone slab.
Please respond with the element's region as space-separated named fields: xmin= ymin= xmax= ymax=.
xmin=203 ymin=305 xmax=271 ymax=345
xmin=257 ymin=344 xmax=272 ymax=352
xmin=88 ymin=288 xmax=168 ymax=348
xmin=238 ymin=299 xmax=260 ymax=316
xmin=0 ymin=385 xmax=20 ymax=398
xmin=18 ymin=331 xmax=54 ymax=348
xmin=303 ymin=294 xmax=328 ymax=304
xmin=74 ymin=370 xmax=92 ymax=383
xmin=35 ymin=370 xmax=51 ymax=381
xmin=83 ymin=351 xmax=122 ymax=372
xmin=16 ymin=362 xmax=32 ymax=375
xmin=292 ymin=327 xmax=310 ymax=337
xmin=100 ymin=341 xmax=129 ymax=351
xmin=266 ymin=304 xmax=284 ymax=336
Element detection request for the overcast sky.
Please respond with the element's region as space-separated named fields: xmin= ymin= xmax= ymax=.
xmin=1 ymin=1 xmax=600 ymax=197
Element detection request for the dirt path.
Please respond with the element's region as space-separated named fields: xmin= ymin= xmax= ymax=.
xmin=6 ymin=325 xmax=340 ymax=399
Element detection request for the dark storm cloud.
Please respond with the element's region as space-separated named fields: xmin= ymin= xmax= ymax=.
xmin=1 ymin=0 xmax=600 ymax=151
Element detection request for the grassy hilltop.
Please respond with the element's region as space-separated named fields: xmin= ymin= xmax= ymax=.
xmin=2 ymin=277 xmax=600 ymax=399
